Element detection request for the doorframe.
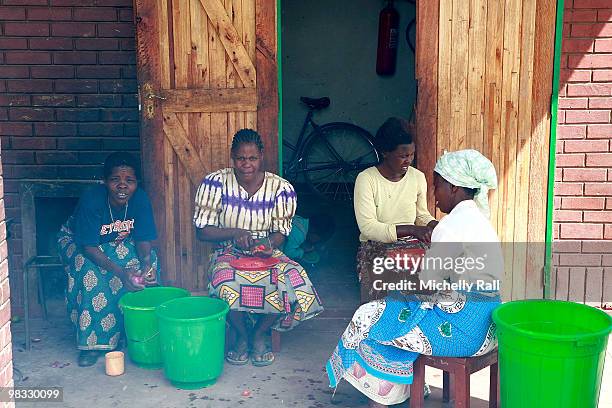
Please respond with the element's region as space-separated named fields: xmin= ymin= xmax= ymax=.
xmin=277 ymin=0 xmax=283 ymax=177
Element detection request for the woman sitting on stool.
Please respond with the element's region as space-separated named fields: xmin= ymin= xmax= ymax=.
xmin=57 ymin=152 xmax=158 ymax=367
xmin=194 ymin=129 xmax=324 ymax=367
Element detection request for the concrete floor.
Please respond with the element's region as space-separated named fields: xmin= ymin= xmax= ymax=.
xmin=11 ymin=312 xmax=612 ymax=408
xmin=10 ymin=198 xmax=612 ymax=407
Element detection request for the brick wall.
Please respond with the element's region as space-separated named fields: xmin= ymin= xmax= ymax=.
xmin=553 ymin=0 xmax=612 ymax=303
xmin=0 ymin=149 xmax=14 ymax=396
xmin=0 ymin=0 xmax=139 ymax=313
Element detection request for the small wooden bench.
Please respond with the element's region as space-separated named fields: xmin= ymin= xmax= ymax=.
xmin=410 ymin=350 xmax=499 ymax=408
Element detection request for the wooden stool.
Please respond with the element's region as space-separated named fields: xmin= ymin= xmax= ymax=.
xmin=410 ymin=350 xmax=498 ymax=408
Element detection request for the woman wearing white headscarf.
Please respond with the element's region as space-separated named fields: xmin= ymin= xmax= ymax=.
xmin=326 ymin=149 xmax=503 ymax=407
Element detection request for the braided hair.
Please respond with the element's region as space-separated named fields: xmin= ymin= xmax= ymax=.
xmin=231 ymin=128 xmax=264 ymax=153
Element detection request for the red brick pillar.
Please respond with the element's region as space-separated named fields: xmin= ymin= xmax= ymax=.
xmin=0 ymin=148 xmax=14 ymax=404
xmin=554 ymin=0 xmax=612 ymax=303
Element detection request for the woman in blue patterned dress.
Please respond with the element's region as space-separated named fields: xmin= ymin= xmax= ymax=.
xmin=57 ymin=152 xmax=158 ymax=367
xmin=326 ymin=149 xmax=502 ymax=407
xmin=194 ymin=129 xmax=324 ymax=367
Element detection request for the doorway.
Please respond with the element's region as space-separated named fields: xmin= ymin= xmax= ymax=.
xmin=279 ymin=0 xmax=418 ymax=313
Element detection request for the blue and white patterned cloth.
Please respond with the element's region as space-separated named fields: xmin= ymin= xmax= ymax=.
xmin=326 ymin=291 xmax=499 ymax=387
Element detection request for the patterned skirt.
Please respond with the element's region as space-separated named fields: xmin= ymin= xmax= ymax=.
xmin=208 ymin=246 xmax=324 ymax=331
xmin=326 ymin=291 xmax=499 ymax=405
xmin=57 ymin=220 xmax=158 ymax=351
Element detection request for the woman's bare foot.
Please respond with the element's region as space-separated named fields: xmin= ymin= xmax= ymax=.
xmin=250 ymin=332 xmax=274 ymax=367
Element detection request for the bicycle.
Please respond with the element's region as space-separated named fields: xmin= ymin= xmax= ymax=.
xmin=282 ymin=96 xmax=380 ymax=202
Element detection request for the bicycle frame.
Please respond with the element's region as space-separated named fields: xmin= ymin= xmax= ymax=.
xmin=282 ymin=109 xmax=318 ymax=177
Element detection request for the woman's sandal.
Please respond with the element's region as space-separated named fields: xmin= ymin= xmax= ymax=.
xmin=77 ymin=350 xmax=102 ymax=367
xmin=225 ymin=340 xmax=249 ymax=365
xmin=251 ymin=343 xmax=275 ymax=367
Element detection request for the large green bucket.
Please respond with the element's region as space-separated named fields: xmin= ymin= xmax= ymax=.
xmin=156 ymin=296 xmax=229 ymax=389
xmin=119 ymin=286 xmax=190 ymax=369
xmin=493 ymin=300 xmax=612 ymax=408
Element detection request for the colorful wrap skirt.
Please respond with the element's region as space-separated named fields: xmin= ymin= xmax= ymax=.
xmin=57 ymin=220 xmax=158 ymax=351
xmin=208 ymin=246 xmax=324 ymax=331
xmin=326 ymin=291 xmax=499 ymax=405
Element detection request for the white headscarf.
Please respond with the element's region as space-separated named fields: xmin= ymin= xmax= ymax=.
xmin=434 ymin=149 xmax=498 ymax=218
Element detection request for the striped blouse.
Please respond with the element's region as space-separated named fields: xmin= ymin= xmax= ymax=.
xmin=193 ymin=168 xmax=297 ymax=240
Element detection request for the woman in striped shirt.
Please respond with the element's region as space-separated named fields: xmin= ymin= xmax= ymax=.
xmin=194 ymin=129 xmax=324 ymax=367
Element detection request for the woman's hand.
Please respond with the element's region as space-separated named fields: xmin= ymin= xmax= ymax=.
xmin=233 ymin=229 xmax=254 ymax=250
xmin=252 ymin=243 xmax=273 ymax=258
xmin=412 ymin=226 xmax=433 ymax=244
xmin=119 ymin=266 xmax=145 ymax=291
xmin=398 ymin=225 xmax=433 ymax=244
xmin=142 ymin=264 xmax=158 ymax=285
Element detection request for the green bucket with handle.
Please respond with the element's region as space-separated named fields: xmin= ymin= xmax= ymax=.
xmin=119 ymin=286 xmax=191 ymax=369
xmin=493 ymin=300 xmax=612 ymax=408
xmin=156 ymin=296 xmax=229 ymax=389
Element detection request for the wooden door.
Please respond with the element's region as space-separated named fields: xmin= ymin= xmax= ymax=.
xmin=134 ymin=0 xmax=278 ymax=290
xmin=415 ymin=0 xmax=558 ymax=300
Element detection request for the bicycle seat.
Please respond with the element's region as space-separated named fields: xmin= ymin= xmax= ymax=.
xmin=300 ymin=96 xmax=330 ymax=110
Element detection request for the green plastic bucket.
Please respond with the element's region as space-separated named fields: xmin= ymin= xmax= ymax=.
xmin=156 ymin=296 xmax=229 ymax=389
xmin=493 ymin=300 xmax=612 ymax=408
xmin=119 ymin=286 xmax=190 ymax=369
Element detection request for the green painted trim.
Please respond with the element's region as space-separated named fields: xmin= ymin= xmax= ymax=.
xmin=277 ymin=0 xmax=283 ymax=176
xmin=544 ymin=0 xmax=565 ymax=299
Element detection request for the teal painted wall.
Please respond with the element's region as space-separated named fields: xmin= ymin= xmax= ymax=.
xmin=280 ymin=0 xmax=417 ymax=160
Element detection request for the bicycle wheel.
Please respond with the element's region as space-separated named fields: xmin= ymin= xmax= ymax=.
xmin=302 ymin=122 xmax=379 ymax=202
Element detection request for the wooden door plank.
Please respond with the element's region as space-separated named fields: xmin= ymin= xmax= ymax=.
xmin=158 ymin=0 xmax=172 ymax=89
xmin=416 ymin=0 xmax=440 ymax=215
xmin=163 ymin=111 xmax=209 ymax=185
xmin=135 ymin=0 xmax=174 ymax=283
xmin=163 ymin=87 xmax=258 ymax=112
xmin=207 ymin=0 xmax=231 ymax=170
xmin=224 ymin=0 xmax=238 ymax=89
xmin=163 ymin=140 xmax=178 ymax=285
xmin=190 ymin=0 xmax=212 ymax=290
xmin=500 ymin=0 xmax=523 ymax=300
xmin=160 ymin=0 xmax=177 ymax=284
xmin=233 ymin=0 xmax=246 ymax=133
xmin=437 ymin=0 xmax=453 ymax=157
xmin=228 ymin=0 xmax=243 ymax=155
xmin=178 ymin=152 xmax=195 ymax=290
xmin=173 ymin=0 xmax=192 ymax=89
xmin=450 ymin=0 xmax=469 ymax=151
xmin=526 ymin=0 xmax=556 ymax=299
xmin=243 ymin=0 xmax=256 ymax=135
xmin=172 ymin=1 xmax=192 ymax=288
xmin=483 ymin=0 xmax=504 ymax=233
xmin=199 ymin=0 xmax=257 ymax=87
xmin=225 ymin=0 xmax=239 ymax=152
xmin=190 ymin=0 xmax=209 ymax=72
xmin=255 ymin=0 xmax=277 ymax=171
xmin=513 ymin=0 xmax=538 ymax=300
xmin=466 ymin=0 xmax=486 ymax=149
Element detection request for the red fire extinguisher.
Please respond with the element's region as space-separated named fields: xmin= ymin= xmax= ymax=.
xmin=376 ymin=0 xmax=400 ymax=76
